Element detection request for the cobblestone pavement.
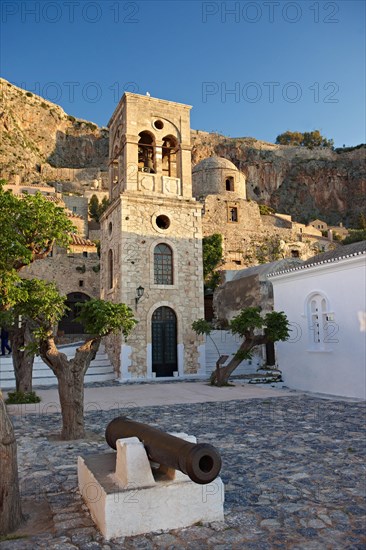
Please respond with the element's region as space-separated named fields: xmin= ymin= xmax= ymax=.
xmin=1 ymin=395 xmax=365 ymax=549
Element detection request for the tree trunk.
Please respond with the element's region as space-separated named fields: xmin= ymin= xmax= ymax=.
xmin=10 ymin=322 xmax=35 ymax=393
xmin=58 ymin=367 xmax=86 ymax=440
xmin=39 ymin=335 xmax=100 ymax=440
xmin=211 ymin=336 xmax=267 ymax=387
xmin=0 ymin=392 xmax=24 ymax=535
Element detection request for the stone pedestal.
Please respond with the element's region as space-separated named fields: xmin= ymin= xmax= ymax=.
xmin=78 ymin=434 xmax=224 ymax=540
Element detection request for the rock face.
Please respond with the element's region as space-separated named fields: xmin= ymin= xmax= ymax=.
xmin=0 ymin=78 xmax=109 ymax=186
xmin=1 ymin=79 xmax=364 ymax=224
xmin=191 ymin=131 xmax=366 ymax=226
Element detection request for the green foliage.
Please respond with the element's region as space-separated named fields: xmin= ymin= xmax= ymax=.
xmin=275 ymin=130 xmax=334 ymax=149
xmin=276 ymin=131 xmax=304 ymax=146
xmin=0 ymin=181 xmax=75 ymax=314
xmin=5 ymin=391 xmax=41 ymax=404
xmin=229 ymin=307 xmax=264 ymax=336
xmin=335 ymin=143 xmax=365 ymax=154
xmin=14 ymin=279 xmax=67 ymax=329
xmin=258 ymin=204 xmax=275 ymax=215
xmin=0 ymin=271 xmax=25 ymax=312
xmin=342 ymin=229 xmax=366 ymax=245
xmin=234 ymin=349 xmax=253 ymax=361
xmin=356 ymin=213 xmax=366 ymax=230
xmin=264 ymin=311 xmax=290 ymax=342
xmin=76 ymin=299 xmax=137 ymax=338
xmin=254 ymin=236 xmax=282 ymax=264
xmin=192 ymin=319 xmax=213 ymax=336
xmin=0 ymin=183 xmax=75 ymax=273
xmin=93 ymin=240 xmax=101 ymax=257
xmin=193 ymin=308 xmax=290 ymax=344
xmin=202 ymin=234 xmax=223 ymax=289
xmin=88 ymin=195 xmax=110 ymax=223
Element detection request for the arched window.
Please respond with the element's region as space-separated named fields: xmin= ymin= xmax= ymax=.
xmin=306 ymin=292 xmax=337 ymax=350
xmin=138 ymin=131 xmax=156 ymax=173
xmin=154 ymin=243 xmax=173 ymax=285
xmin=162 ymin=135 xmax=178 ymax=177
xmin=226 ymin=176 xmax=234 ymax=191
xmin=112 ymin=144 xmax=119 ymax=185
xmin=108 ymin=249 xmax=113 ymax=289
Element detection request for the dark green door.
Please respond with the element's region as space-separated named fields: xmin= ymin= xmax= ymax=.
xmin=152 ymin=307 xmax=177 ymax=377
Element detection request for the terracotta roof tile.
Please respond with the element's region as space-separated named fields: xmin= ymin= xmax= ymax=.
xmin=70 ymin=234 xmax=95 ymax=247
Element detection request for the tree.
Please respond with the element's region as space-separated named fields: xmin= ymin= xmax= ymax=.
xmin=275 ymin=130 xmax=334 ymax=149
xmin=35 ymin=298 xmax=137 ymax=440
xmin=0 ymin=182 xmax=74 ymax=534
xmin=302 ymin=130 xmax=334 ymax=149
xmin=342 ymin=229 xmax=366 ymax=245
xmin=193 ymin=307 xmax=290 ymax=386
xmin=0 ymin=182 xmax=75 ymax=393
xmin=275 ymin=131 xmax=304 ymax=146
xmin=202 ymin=234 xmax=223 ymax=290
xmin=88 ymin=194 xmax=110 ymax=223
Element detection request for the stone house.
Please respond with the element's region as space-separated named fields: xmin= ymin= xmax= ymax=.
xmin=22 ymin=233 xmax=100 ymax=335
xmin=309 ymin=219 xmax=328 ymax=231
xmin=269 ymin=241 xmax=366 ymax=399
xmin=100 ymin=92 xmax=205 ymax=381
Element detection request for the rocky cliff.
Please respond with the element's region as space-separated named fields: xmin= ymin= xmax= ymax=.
xmin=0 ymin=78 xmax=109 ymax=187
xmin=1 ymin=79 xmax=364 ymax=225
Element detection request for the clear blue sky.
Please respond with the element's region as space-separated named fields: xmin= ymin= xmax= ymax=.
xmin=1 ymin=0 xmax=365 ymax=147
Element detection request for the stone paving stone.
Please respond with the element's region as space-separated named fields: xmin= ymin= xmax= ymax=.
xmin=3 ymin=395 xmax=365 ymax=549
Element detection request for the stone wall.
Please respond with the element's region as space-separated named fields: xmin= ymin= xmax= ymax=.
xmin=63 ymin=195 xmax=89 ymax=223
xmin=22 ymin=248 xmax=100 ymax=299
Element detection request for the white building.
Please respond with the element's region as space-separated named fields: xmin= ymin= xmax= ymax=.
xmin=269 ymin=241 xmax=366 ymax=399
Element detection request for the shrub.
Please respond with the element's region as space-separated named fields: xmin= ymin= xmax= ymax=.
xmin=6 ymin=391 xmax=41 ymax=404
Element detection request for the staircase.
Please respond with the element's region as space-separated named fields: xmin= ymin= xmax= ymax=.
xmin=0 ymin=343 xmax=115 ymax=390
xmin=205 ymin=331 xmax=283 ymax=385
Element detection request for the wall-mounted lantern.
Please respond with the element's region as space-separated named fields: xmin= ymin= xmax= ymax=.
xmin=135 ymin=286 xmax=145 ymax=307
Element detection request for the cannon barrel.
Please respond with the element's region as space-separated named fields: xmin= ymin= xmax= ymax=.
xmin=105 ymin=416 xmax=222 ymax=485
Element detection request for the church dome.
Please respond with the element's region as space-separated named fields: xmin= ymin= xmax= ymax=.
xmin=192 ymin=156 xmax=238 ymax=173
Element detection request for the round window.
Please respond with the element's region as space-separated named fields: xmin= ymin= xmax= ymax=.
xmin=156 ymin=215 xmax=170 ymax=230
xmin=153 ymin=119 xmax=164 ymax=130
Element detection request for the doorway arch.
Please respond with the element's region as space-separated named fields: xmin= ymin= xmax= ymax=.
xmin=151 ymin=306 xmax=177 ymax=377
xmin=58 ymin=292 xmax=91 ymax=334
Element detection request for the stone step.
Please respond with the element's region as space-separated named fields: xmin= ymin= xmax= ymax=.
xmin=0 ymin=344 xmax=115 ymax=389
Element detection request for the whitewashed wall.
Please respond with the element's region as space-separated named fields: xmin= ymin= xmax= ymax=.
xmin=271 ymin=255 xmax=366 ymax=399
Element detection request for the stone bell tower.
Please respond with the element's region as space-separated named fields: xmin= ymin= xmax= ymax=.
xmin=100 ymin=93 xmax=205 ymax=381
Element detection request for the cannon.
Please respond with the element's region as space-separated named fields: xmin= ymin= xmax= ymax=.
xmin=105 ymin=416 xmax=222 ymax=485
